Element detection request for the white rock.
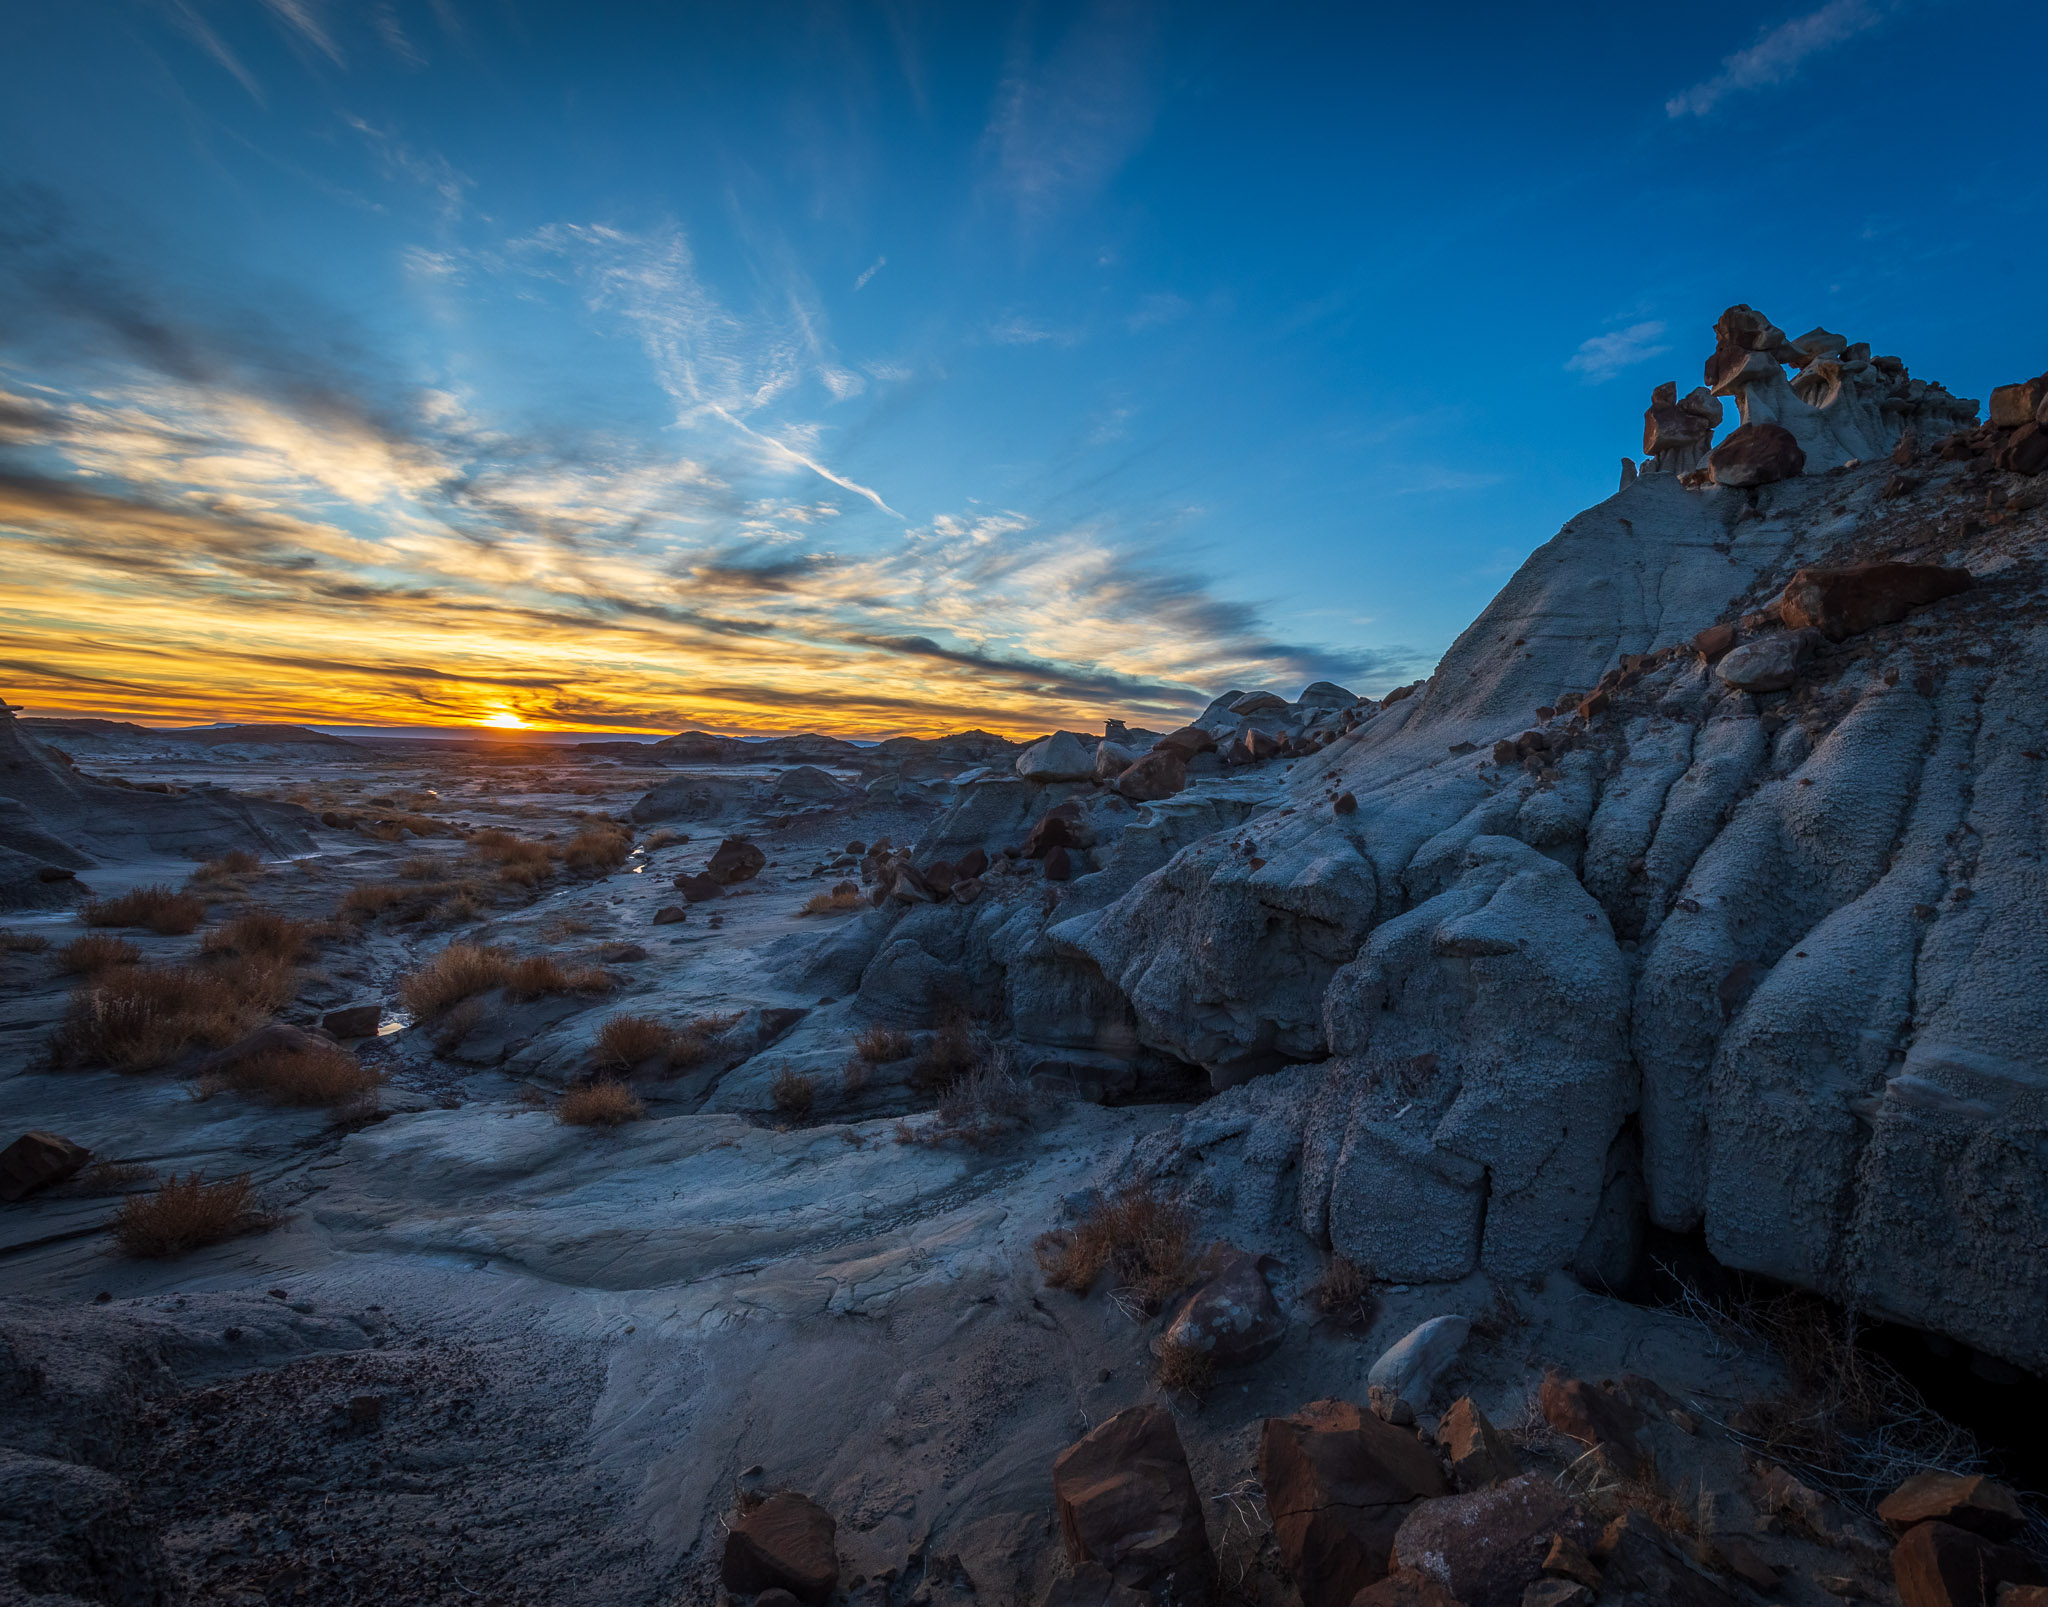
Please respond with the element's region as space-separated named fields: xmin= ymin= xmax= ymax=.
xmin=1366 ymin=1315 xmax=1470 ymax=1408
xmin=1015 ymin=731 xmax=1095 ymax=783
xmin=1714 ymin=634 xmax=1807 ymax=693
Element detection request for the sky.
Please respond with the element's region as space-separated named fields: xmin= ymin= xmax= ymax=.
xmin=1 ymin=1 xmax=2043 ymax=738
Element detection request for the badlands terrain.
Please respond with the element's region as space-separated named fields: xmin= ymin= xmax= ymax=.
xmin=2 ymin=307 xmax=2046 ymax=1607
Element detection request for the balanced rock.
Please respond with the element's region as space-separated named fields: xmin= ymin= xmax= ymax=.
xmin=1115 ymin=749 xmax=1187 ymax=803
xmin=1053 ymin=1405 xmax=1215 ymax=1607
xmin=1156 ymin=1243 xmax=1283 ymax=1367
xmin=1708 ymin=421 xmax=1805 ymax=487
xmin=1777 ymin=562 xmax=1972 ymax=640
xmin=707 ymin=837 xmax=766 ymax=884
xmin=0 ymin=1131 xmax=91 ymax=1202
xmin=1258 ymin=1398 xmax=1447 ymax=1607
xmin=1017 ymin=732 xmax=1096 ymax=783
xmin=721 ymin=1490 xmax=839 ymax=1605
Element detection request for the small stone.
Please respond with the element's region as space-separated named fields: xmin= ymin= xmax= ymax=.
xmin=1366 ymin=1316 xmax=1470 ymax=1410
xmin=0 ymin=1131 xmax=91 ymax=1202
xmin=1393 ymin=1472 xmax=1596 ymax=1607
xmin=1692 ymin=624 xmax=1735 ymax=661
xmin=1334 ymin=791 xmax=1357 ymax=814
xmin=320 ymin=1005 xmax=383 ymax=1039
xmin=652 ymin=905 xmax=688 ymax=924
xmin=675 ymin=872 xmax=724 ymax=903
xmin=1368 ymin=1386 xmax=1415 ymax=1427
xmin=707 ymin=837 xmax=766 ymax=884
xmin=1714 ymin=1537 xmax=1778 ymax=1591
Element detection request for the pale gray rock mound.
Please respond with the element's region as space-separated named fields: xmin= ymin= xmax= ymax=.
xmin=1016 ymin=731 xmax=1096 ymax=783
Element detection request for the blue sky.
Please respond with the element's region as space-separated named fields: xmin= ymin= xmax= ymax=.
xmin=1 ymin=0 xmax=2042 ymax=735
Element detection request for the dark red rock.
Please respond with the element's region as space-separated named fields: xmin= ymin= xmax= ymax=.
xmin=675 ymin=872 xmax=724 ymax=903
xmin=1776 ymin=562 xmax=1972 ymax=641
xmin=321 ymin=1005 xmax=382 ymax=1039
xmin=1878 ymin=1474 xmax=2025 ymax=1541
xmin=1891 ymin=1519 xmax=2042 ymax=1607
xmin=1334 ymin=792 xmax=1357 ymax=815
xmin=721 ymin=1490 xmax=839 ymax=1605
xmin=1437 ymin=1397 xmax=1518 ymax=1491
xmin=1054 ymin=1406 xmax=1215 ymax=1607
xmin=1347 ymin=1571 xmax=1463 ymax=1606
xmin=1158 ymin=1244 xmax=1284 ymax=1368
xmin=1021 ymin=812 xmax=1081 ymax=858
xmin=1997 ymin=421 xmax=2048 ymax=476
xmin=0 ymin=1131 xmax=91 ymax=1202
xmin=1260 ymin=1398 xmax=1448 ymax=1607
xmin=1692 ymin=624 xmax=1735 ymax=661
xmin=1043 ymin=845 xmax=1074 ymax=881
xmin=707 ymin=837 xmax=766 ymax=884
xmin=1538 ymin=1373 xmax=1642 ymax=1473
xmin=1114 ymin=749 xmax=1187 ymax=802
xmin=1893 ymin=427 xmax=1921 ymax=466
xmin=1391 ymin=1473 xmax=1596 ymax=1607
xmin=921 ymin=859 xmax=958 ymax=894
xmin=652 ymin=905 xmax=688 ymax=924
xmin=1153 ymin=725 xmax=1218 ymax=759
xmin=956 ymin=847 xmax=989 ymax=879
xmin=1709 ymin=422 xmax=1806 ymax=488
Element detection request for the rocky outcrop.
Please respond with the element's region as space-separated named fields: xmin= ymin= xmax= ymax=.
xmin=1 ymin=700 xmax=313 ymax=907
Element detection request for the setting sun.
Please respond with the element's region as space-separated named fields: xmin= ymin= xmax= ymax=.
xmin=480 ymin=711 xmax=526 ymax=729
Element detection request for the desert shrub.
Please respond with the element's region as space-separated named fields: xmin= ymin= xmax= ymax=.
xmin=556 ymin=1080 xmax=644 ymax=1126
xmin=212 ymin=1042 xmax=381 ymax=1108
xmin=396 ymin=942 xmax=512 ymax=1018
xmin=77 ymin=1161 xmax=157 ymax=1193
xmin=112 ymin=1171 xmax=277 ymax=1257
xmin=468 ymin=829 xmax=557 ymax=886
xmin=642 ymin=828 xmax=687 ymax=850
xmin=911 ymin=1009 xmax=981 ymax=1091
xmin=595 ymin=1013 xmax=675 ymax=1068
xmin=56 ymin=934 xmax=141 ymax=974
xmin=1154 ymin=1337 xmax=1215 ymax=1400
xmin=854 ymin=1023 xmax=913 ymax=1063
xmin=0 ymin=929 xmax=52 ymax=954
xmin=800 ymin=886 xmax=864 ymax=915
xmin=1306 ymin=1255 xmax=1380 ymax=1332
xmin=770 ymin=1068 xmax=817 ymax=1117
xmin=397 ymin=854 xmax=444 ymax=880
xmin=53 ymin=963 xmax=276 ymax=1071
xmin=338 ymin=882 xmax=408 ymax=919
xmin=202 ymin=909 xmax=317 ymax=963
xmin=917 ymin=1053 xmax=1033 ymax=1146
xmin=503 ymin=955 xmax=612 ymax=1002
xmin=81 ymin=885 xmax=206 ymax=935
xmin=1034 ymin=1180 xmax=1195 ymax=1313
xmin=190 ymin=849 xmax=264 ymax=882
xmin=665 ymin=1012 xmax=738 ymax=1071
xmin=433 ymin=888 xmax=484 ymax=923
xmin=842 ymin=1057 xmax=869 ymax=1095
xmin=563 ymin=823 xmax=632 ymax=876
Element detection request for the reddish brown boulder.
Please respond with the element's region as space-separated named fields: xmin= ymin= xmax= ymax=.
xmin=321 ymin=1004 xmax=382 ymax=1039
xmin=675 ymin=872 xmax=724 ymax=903
xmin=1391 ymin=1473 xmax=1596 ymax=1607
xmin=1437 ymin=1397 xmax=1518 ymax=1490
xmin=1878 ymin=1473 xmax=2025 ymax=1541
xmin=1538 ymin=1373 xmax=1642 ymax=1474
xmin=1334 ymin=792 xmax=1357 ymax=815
xmin=1054 ymin=1405 xmax=1215 ymax=1607
xmin=1022 ymin=808 xmax=1085 ymax=857
xmin=1043 ymin=845 xmax=1075 ymax=882
xmin=721 ymin=1490 xmax=839 ymax=1604
xmin=1692 ymin=623 xmax=1735 ymax=661
xmin=1776 ymin=562 xmax=1972 ymax=640
xmin=1260 ymin=1399 xmax=1447 ymax=1607
xmin=1709 ymin=422 xmax=1805 ymax=488
xmin=1153 ymin=725 xmax=1218 ymax=759
xmin=707 ymin=837 xmax=766 ymax=884
xmin=0 ymin=1131 xmax=91 ymax=1202
xmin=1891 ymin=1519 xmax=2042 ymax=1607
xmin=1158 ymin=1243 xmax=1284 ymax=1367
xmin=956 ymin=846 xmax=989 ymax=879
xmin=1115 ymin=749 xmax=1187 ymax=803
xmin=1988 ymin=377 xmax=2046 ymax=429
xmin=1997 ymin=421 xmax=2048 ymax=476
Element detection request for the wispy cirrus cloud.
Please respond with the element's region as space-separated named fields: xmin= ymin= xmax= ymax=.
xmin=1667 ymin=0 xmax=1895 ymax=118
xmin=1565 ymin=320 xmax=1670 ymax=382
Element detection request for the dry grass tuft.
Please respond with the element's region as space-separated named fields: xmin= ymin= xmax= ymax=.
xmin=770 ymin=1067 xmax=817 ymax=1117
xmin=338 ymin=881 xmax=408 ymax=919
xmin=397 ymin=853 xmax=445 ymax=880
xmin=855 ymin=1022 xmax=914 ymax=1063
xmin=800 ymin=886 xmax=865 ymax=915
xmin=1034 ymin=1179 xmax=1195 ymax=1313
xmin=842 ymin=1057 xmax=869 ymax=1096
xmin=641 ymin=828 xmax=687 ymax=850
xmin=190 ymin=849 xmax=264 ymax=882
xmin=1154 ymin=1337 xmax=1215 ymax=1400
xmin=396 ymin=942 xmax=511 ymax=1017
xmin=81 ymin=884 xmax=206 ymax=935
xmin=503 ymin=955 xmax=612 ymax=1002
xmin=57 ymin=933 xmax=141 ymax=975
xmin=468 ymin=828 xmax=558 ymax=886
xmin=433 ymin=888 xmax=484 ymax=923
xmin=911 ymin=1009 xmax=981 ymax=1090
xmin=1306 ymin=1254 xmax=1380 ymax=1331
xmin=212 ymin=1042 xmax=381 ymax=1108
xmin=563 ymin=823 xmax=632 ymax=876
xmin=923 ymin=1052 xmax=1033 ymax=1146
xmin=53 ymin=961 xmax=286 ymax=1071
xmin=113 ymin=1172 xmax=277 ymax=1257
xmin=0 ymin=929 xmax=52 ymax=954
xmin=202 ymin=908 xmax=317 ymax=962
xmin=556 ymin=1079 xmax=644 ymax=1126
xmin=594 ymin=1013 xmax=675 ymax=1068
xmin=666 ymin=1012 xmax=739 ymax=1072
